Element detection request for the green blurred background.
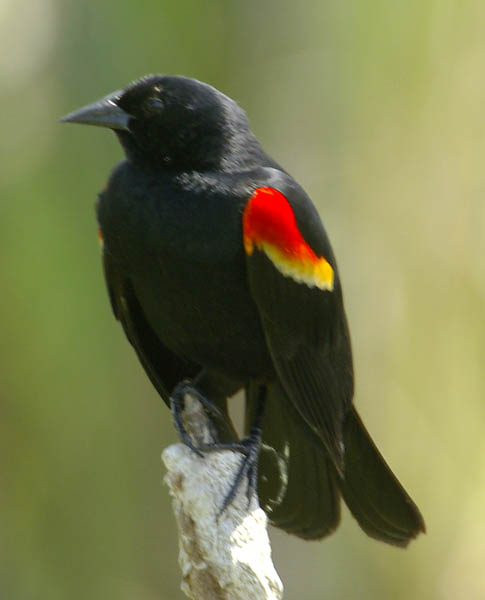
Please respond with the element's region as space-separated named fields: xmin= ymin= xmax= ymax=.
xmin=2 ymin=1 xmax=484 ymax=598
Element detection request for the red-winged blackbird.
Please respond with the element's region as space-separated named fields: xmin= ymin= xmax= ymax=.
xmin=61 ymin=75 xmax=425 ymax=545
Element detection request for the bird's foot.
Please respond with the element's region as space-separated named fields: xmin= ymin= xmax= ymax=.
xmin=170 ymin=380 xmax=265 ymax=514
xmin=198 ymin=428 xmax=263 ymax=515
xmin=170 ymin=379 xmax=264 ymax=514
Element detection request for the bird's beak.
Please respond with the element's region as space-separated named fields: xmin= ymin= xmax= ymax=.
xmin=59 ymin=90 xmax=132 ymax=131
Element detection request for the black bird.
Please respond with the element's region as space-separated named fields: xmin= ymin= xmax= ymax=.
xmin=61 ymin=75 xmax=425 ymax=545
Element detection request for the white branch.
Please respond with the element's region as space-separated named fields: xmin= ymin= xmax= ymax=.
xmin=162 ymin=395 xmax=283 ymax=600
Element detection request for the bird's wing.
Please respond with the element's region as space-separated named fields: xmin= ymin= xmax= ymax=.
xmin=242 ymin=182 xmax=353 ymax=469
xmin=101 ymin=248 xmax=200 ymax=406
xmin=243 ymin=180 xmax=425 ymax=544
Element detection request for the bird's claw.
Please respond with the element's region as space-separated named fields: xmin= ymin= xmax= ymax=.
xmin=170 ymin=380 xmax=264 ymax=515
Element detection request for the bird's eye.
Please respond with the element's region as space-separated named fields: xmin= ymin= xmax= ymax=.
xmin=146 ymin=96 xmax=164 ymax=112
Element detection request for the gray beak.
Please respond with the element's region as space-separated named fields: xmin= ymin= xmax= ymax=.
xmin=59 ymin=90 xmax=132 ymax=131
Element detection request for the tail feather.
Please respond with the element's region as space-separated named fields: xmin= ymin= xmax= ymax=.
xmin=246 ymin=383 xmax=424 ymax=545
xmin=246 ymin=381 xmax=341 ymax=540
xmin=337 ymin=407 xmax=425 ymax=547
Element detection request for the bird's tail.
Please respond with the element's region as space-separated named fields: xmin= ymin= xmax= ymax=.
xmin=337 ymin=407 xmax=425 ymax=546
xmin=246 ymin=380 xmax=341 ymax=539
xmin=247 ymin=382 xmax=425 ymax=545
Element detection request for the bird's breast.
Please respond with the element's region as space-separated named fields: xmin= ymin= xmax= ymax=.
xmin=98 ymin=168 xmax=274 ymax=379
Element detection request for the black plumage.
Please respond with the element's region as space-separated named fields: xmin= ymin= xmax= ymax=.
xmin=61 ymin=75 xmax=425 ymax=545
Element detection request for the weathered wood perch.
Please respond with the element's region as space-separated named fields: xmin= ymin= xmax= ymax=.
xmin=162 ymin=395 xmax=283 ymax=600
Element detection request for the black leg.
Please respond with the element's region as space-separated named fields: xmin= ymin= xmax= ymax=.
xmin=215 ymin=385 xmax=266 ymax=514
xmin=169 ymin=379 xmax=267 ymax=514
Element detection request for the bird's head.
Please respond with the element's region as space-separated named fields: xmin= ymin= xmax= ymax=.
xmin=61 ymin=75 xmax=262 ymax=171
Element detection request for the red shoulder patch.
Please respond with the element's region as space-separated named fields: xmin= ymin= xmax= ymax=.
xmin=242 ymin=187 xmax=334 ymax=291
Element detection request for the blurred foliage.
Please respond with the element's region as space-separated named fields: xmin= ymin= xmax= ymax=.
xmin=1 ymin=1 xmax=485 ymax=598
